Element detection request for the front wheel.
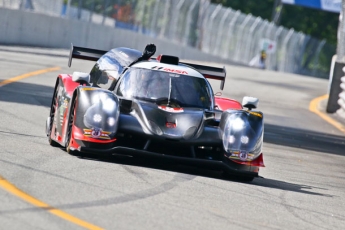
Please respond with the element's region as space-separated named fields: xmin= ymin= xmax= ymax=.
xmin=222 ymin=171 xmax=255 ymax=182
xmin=65 ymin=97 xmax=80 ymax=156
xmin=48 ymin=86 xmax=60 ymax=147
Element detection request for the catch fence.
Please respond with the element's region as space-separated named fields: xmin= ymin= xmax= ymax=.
xmin=0 ymin=0 xmax=335 ymax=78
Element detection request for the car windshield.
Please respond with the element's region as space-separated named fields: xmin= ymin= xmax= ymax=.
xmin=116 ymin=68 xmax=212 ymax=109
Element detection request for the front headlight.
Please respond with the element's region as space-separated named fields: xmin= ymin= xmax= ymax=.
xmin=222 ymin=113 xmax=263 ymax=161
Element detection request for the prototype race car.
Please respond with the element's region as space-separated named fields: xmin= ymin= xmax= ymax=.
xmin=46 ymin=44 xmax=264 ymax=181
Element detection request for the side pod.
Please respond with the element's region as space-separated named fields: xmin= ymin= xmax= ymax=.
xmin=219 ymin=109 xmax=264 ymax=163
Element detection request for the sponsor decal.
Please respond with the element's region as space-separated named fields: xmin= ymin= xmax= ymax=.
xmin=228 ymin=150 xmax=254 ymax=160
xmin=151 ymin=66 xmax=188 ymax=75
xmin=158 ymin=106 xmax=184 ymax=113
xmin=163 ymin=68 xmax=188 ymax=74
xmin=83 ymin=128 xmax=111 ymax=139
xmin=239 ymin=150 xmax=248 ymax=160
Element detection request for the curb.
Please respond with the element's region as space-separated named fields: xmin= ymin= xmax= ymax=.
xmin=311 ymin=95 xmax=345 ymax=135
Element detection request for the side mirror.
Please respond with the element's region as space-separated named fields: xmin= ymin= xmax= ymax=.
xmin=142 ymin=44 xmax=156 ymax=60
xmin=242 ymin=96 xmax=259 ymax=110
xmin=72 ymin=72 xmax=90 ymax=84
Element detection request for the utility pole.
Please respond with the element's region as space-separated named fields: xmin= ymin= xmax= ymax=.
xmin=272 ymin=0 xmax=283 ymax=25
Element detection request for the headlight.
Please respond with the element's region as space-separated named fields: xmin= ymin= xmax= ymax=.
xmin=107 ymin=117 xmax=115 ymax=126
xmin=221 ymin=113 xmax=263 ymax=161
xmin=240 ymin=136 xmax=249 ymax=144
xmin=232 ymin=117 xmax=245 ymax=130
xmin=93 ymin=114 xmax=102 ymax=122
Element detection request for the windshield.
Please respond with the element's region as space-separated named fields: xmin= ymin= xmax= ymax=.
xmin=116 ymin=68 xmax=213 ymax=109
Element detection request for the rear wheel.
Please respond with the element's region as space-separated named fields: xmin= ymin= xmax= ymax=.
xmin=48 ymin=86 xmax=60 ymax=147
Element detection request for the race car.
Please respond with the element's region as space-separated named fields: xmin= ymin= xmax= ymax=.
xmin=46 ymin=44 xmax=264 ymax=181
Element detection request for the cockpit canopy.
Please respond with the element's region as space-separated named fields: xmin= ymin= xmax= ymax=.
xmin=89 ymin=47 xmax=142 ymax=89
xmin=115 ymin=67 xmax=213 ymax=109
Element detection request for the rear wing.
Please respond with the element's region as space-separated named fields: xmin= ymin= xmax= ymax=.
xmin=180 ymin=62 xmax=226 ymax=90
xmin=68 ymin=44 xmax=107 ymax=67
xmin=68 ymin=44 xmax=227 ymax=90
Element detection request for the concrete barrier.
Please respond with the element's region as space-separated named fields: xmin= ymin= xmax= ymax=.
xmin=0 ymin=8 xmax=245 ymax=67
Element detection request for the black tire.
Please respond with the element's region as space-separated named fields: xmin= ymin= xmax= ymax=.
xmin=65 ymin=97 xmax=80 ymax=156
xmin=222 ymin=171 xmax=255 ymax=183
xmin=48 ymin=86 xmax=60 ymax=147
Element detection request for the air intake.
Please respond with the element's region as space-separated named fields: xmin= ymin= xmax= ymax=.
xmin=157 ymin=55 xmax=179 ymax=65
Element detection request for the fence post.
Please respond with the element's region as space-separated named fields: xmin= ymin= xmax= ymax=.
xmin=222 ymin=10 xmax=240 ymax=58
xmin=279 ymin=28 xmax=294 ymax=72
xmin=149 ymin=0 xmax=159 ymax=37
xmin=159 ymin=0 xmax=170 ymax=38
xmin=183 ymin=0 xmax=198 ymax=46
xmin=234 ymin=14 xmax=252 ymax=62
xmin=168 ymin=0 xmax=184 ymax=40
xmin=204 ymin=4 xmax=222 ymax=53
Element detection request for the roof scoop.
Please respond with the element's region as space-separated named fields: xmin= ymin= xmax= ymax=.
xmin=157 ymin=55 xmax=179 ymax=65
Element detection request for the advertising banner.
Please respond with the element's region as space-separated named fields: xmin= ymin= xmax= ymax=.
xmin=282 ymin=0 xmax=341 ymax=13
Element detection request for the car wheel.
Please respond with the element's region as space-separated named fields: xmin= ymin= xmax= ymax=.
xmin=48 ymin=86 xmax=60 ymax=147
xmin=65 ymin=97 xmax=80 ymax=156
xmin=222 ymin=171 xmax=255 ymax=183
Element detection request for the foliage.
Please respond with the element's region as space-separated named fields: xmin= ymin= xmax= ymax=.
xmin=211 ymin=0 xmax=339 ymax=45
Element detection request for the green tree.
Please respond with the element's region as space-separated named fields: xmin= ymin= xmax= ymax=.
xmin=211 ymin=0 xmax=338 ymax=45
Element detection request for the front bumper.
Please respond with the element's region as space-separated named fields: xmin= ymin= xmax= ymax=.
xmin=79 ymin=146 xmax=259 ymax=177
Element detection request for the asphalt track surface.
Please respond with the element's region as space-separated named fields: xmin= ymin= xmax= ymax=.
xmin=0 ymin=47 xmax=345 ymax=230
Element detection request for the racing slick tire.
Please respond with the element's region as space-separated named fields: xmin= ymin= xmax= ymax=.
xmin=222 ymin=171 xmax=254 ymax=182
xmin=65 ymin=96 xmax=81 ymax=156
xmin=48 ymin=85 xmax=60 ymax=147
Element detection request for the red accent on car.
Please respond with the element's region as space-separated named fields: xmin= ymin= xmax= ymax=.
xmin=158 ymin=106 xmax=184 ymax=113
xmin=215 ymin=97 xmax=242 ymax=111
xmin=59 ymin=74 xmax=80 ymax=96
xmin=231 ymin=153 xmax=265 ymax=167
xmin=69 ymin=125 xmax=80 ymax=150
xmin=156 ymin=55 xmax=162 ymax=62
xmin=166 ymin=122 xmax=176 ymax=128
xmin=73 ymin=125 xmax=117 ymax=143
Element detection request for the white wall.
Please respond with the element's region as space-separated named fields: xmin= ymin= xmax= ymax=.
xmin=0 ymin=8 xmax=244 ymax=66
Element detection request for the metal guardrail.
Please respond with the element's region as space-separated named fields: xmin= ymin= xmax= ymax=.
xmin=0 ymin=0 xmax=335 ymax=78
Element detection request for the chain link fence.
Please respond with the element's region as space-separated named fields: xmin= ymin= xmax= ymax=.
xmin=0 ymin=0 xmax=335 ymax=78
